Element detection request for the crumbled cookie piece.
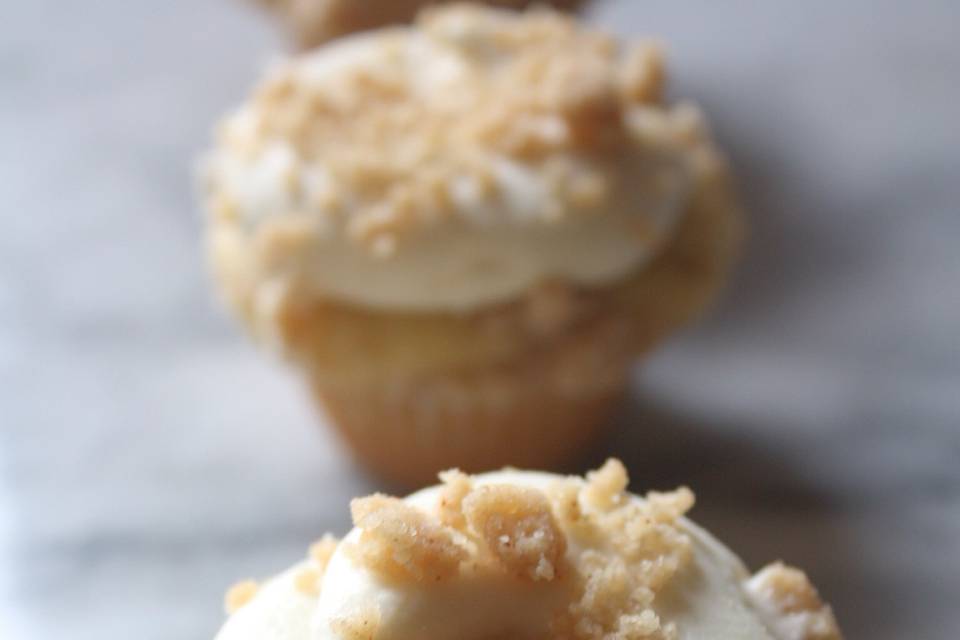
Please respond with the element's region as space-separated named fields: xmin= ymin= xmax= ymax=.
xmin=293 ymin=565 xmax=322 ymax=597
xmin=645 ymin=487 xmax=695 ymax=523
xmin=224 ymin=579 xmax=259 ymax=614
xmin=548 ymin=476 xmax=586 ymax=528
xmin=349 ymin=493 xmax=467 ymax=582
xmin=545 ymin=462 xmax=695 ymax=639
xmin=329 ymin=604 xmax=382 ymax=640
xmin=437 ymin=468 xmax=473 ymax=530
xmin=613 ymin=609 xmax=667 ymax=638
xmin=582 ymin=457 xmax=629 ymax=510
xmin=462 ymin=484 xmax=567 ymax=581
xmin=747 ymin=563 xmax=843 ymax=640
xmin=618 ymin=43 xmax=665 ymax=104
xmin=751 ymin=562 xmax=830 ymax=613
xmin=599 ymin=493 xmax=694 ymax=593
xmin=309 ymin=533 xmax=339 ymax=573
xmin=555 ymin=549 xmax=670 ymax=640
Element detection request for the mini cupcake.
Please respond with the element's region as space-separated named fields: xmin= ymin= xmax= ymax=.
xmin=201 ymin=5 xmax=742 ymax=485
xmin=215 ymin=460 xmax=842 ymax=639
xmin=255 ymin=0 xmax=588 ymax=49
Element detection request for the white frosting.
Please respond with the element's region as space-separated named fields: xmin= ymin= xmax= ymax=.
xmin=203 ymin=25 xmax=693 ymax=312
xmin=215 ymin=564 xmax=316 ymax=640
xmin=215 ymin=471 xmax=787 ymax=640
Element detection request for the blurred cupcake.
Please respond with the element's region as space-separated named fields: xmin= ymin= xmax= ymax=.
xmin=201 ymin=5 xmax=742 ymax=485
xmin=215 ymin=460 xmax=842 ymax=639
xmin=255 ymin=0 xmax=588 ymax=49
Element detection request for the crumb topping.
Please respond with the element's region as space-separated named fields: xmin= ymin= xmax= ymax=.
xmin=348 ymin=493 xmax=468 ymax=582
xmin=309 ymin=533 xmax=340 ymax=572
xmin=293 ymin=566 xmax=322 ymax=597
xmin=582 ymin=457 xmax=630 ymax=509
xmin=205 ymin=5 xmax=687 ymax=254
xmin=224 ymin=579 xmax=259 ymax=614
xmin=462 ymin=484 xmax=567 ymax=581
xmin=221 ymin=461 xmax=840 ymax=640
xmin=340 ymin=459 xmax=697 ymax=639
xmin=747 ymin=563 xmax=843 ymax=640
xmin=437 ymin=468 xmax=473 ymax=530
xmin=548 ymin=464 xmax=694 ymax=639
xmin=329 ymin=604 xmax=382 ymax=640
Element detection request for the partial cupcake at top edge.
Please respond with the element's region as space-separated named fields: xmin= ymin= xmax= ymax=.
xmin=214 ymin=459 xmax=842 ymax=639
xmin=200 ymin=4 xmax=744 ymax=486
xmin=254 ymin=0 xmax=589 ymax=49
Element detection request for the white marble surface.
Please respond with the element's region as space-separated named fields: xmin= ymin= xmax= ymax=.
xmin=1 ymin=1 xmax=958 ymax=638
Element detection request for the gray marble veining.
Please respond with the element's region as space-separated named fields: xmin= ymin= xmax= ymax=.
xmin=1 ymin=1 xmax=958 ymax=638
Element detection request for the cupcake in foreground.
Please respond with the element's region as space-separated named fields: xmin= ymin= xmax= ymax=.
xmin=215 ymin=460 xmax=841 ymax=639
xmin=201 ymin=5 xmax=743 ymax=485
xmin=255 ymin=0 xmax=588 ymax=49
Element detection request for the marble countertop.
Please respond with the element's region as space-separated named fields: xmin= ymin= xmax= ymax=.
xmin=2 ymin=1 xmax=958 ymax=638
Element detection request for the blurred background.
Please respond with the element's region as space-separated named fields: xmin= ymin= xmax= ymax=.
xmin=1 ymin=1 xmax=958 ymax=638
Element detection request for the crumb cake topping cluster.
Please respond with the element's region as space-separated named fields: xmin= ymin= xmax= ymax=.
xmin=746 ymin=564 xmax=843 ymax=640
xmin=205 ymin=4 xmax=699 ymax=255
xmin=339 ymin=459 xmax=697 ymax=638
xmin=223 ymin=460 xmax=841 ymax=640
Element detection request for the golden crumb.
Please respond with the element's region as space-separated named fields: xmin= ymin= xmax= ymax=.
xmin=547 ymin=477 xmax=586 ymax=529
xmin=437 ymin=468 xmax=473 ymax=530
xmin=329 ymin=604 xmax=382 ymax=640
xmin=547 ymin=461 xmax=695 ymax=639
xmin=618 ymin=43 xmax=665 ymax=104
xmin=613 ymin=610 xmax=665 ymax=637
xmin=463 ymin=484 xmax=567 ymax=581
xmin=582 ymin=457 xmax=629 ymax=510
xmin=753 ymin=562 xmax=828 ymax=613
xmin=309 ymin=534 xmax=339 ymax=573
xmin=293 ymin=565 xmax=322 ymax=597
xmin=748 ymin=563 xmax=843 ymax=640
xmin=224 ymin=579 xmax=258 ymax=614
xmin=646 ymin=486 xmax=695 ymax=523
xmin=349 ymin=493 xmax=467 ymax=582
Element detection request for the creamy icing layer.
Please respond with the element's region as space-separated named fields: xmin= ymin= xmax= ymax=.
xmin=214 ymin=464 xmax=841 ymax=640
xmin=202 ymin=5 xmax=716 ymax=312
